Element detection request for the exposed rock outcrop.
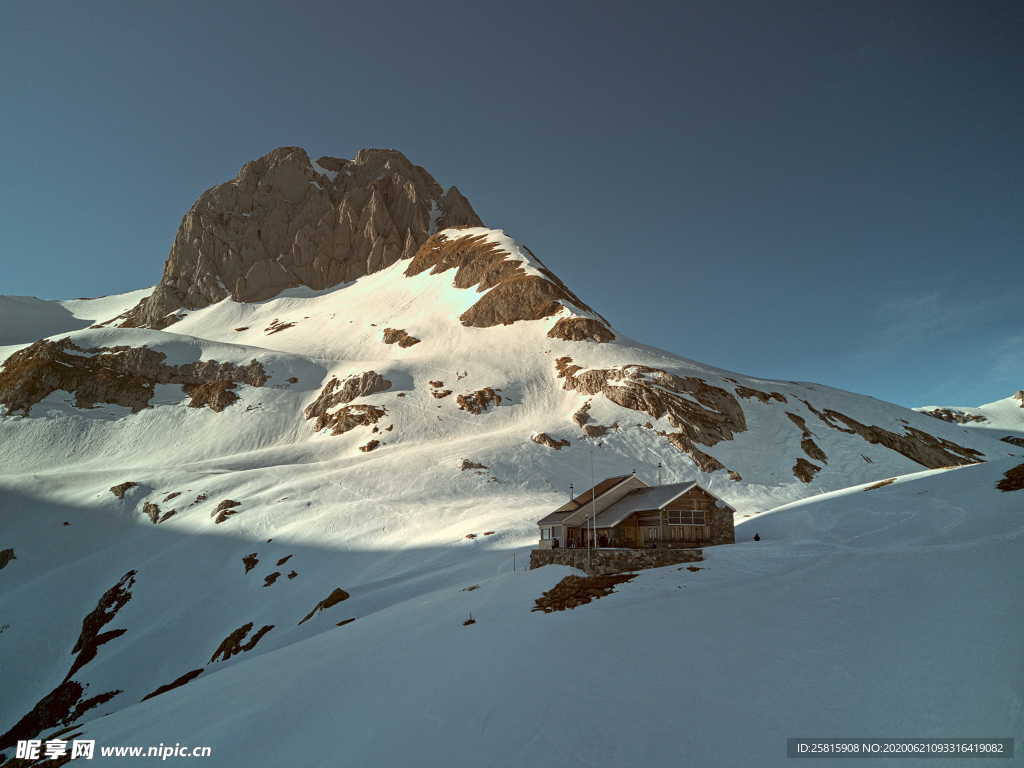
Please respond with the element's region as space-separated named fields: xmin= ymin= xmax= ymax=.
xmin=141 ymin=669 xmax=204 ymax=702
xmin=801 ymin=399 xmax=983 ymax=468
xmin=116 ymin=147 xmax=483 ymax=328
xmin=733 ymin=384 xmax=787 ymax=403
xmin=530 ymin=574 xmax=637 ymax=612
xmin=785 ymin=412 xmax=828 ymax=463
xmin=209 ymin=623 xmax=274 ymax=663
xmin=305 ymin=399 xmax=387 ymax=435
xmin=922 ymin=408 xmax=987 ymax=424
xmin=996 ymin=463 xmax=1024 ymax=492
xmin=359 ymin=439 xmax=380 ymax=452
xmin=303 ymin=372 xmax=391 ymax=426
xmin=65 ymin=570 xmax=136 ymax=682
xmin=531 ymin=432 xmax=570 ymax=450
xmin=0 ymin=338 xmax=267 ymax=416
xmin=242 ymin=553 xmax=259 ymax=573
xmin=406 ymin=231 xmax=614 ymax=339
xmin=555 ymin=357 xmax=744 ymax=473
xmin=1001 ymin=436 xmax=1024 ymax=448
xmin=142 ymin=503 xmax=161 ymax=524
xmin=547 ymin=317 xmax=615 ymax=343
xmin=459 ymin=459 xmax=487 ymax=471
xmin=211 ymin=499 xmax=242 ymax=524
xmin=109 ymin=482 xmax=139 ymax=499
xmin=456 ymin=387 xmax=502 ymax=415
xmin=382 ymin=328 xmax=420 ymax=347
xmin=298 ymin=587 xmax=350 ymax=625
xmin=0 ymin=548 xmax=15 ymax=570
xmin=793 ymin=458 xmax=821 ymax=483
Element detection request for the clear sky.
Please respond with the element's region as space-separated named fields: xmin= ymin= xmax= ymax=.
xmin=2 ymin=1 xmax=1020 ymax=408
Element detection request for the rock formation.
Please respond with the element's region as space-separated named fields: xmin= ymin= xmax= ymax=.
xmin=405 ymin=231 xmax=614 ymax=340
xmin=117 ymin=147 xmax=483 ymax=329
xmin=0 ymin=339 xmax=267 ymax=415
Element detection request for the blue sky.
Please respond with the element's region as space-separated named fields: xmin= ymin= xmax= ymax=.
xmin=1 ymin=1 xmax=1020 ymax=407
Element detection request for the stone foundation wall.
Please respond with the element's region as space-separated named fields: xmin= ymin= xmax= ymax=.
xmin=529 ymin=547 xmax=703 ymax=576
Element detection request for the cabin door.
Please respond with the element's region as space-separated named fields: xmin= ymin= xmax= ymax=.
xmin=645 ymin=526 xmax=658 ymax=546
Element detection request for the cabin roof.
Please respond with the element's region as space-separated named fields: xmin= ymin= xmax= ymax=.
xmin=539 ymin=474 xmax=634 ymax=524
xmin=589 ymin=482 xmax=698 ymax=528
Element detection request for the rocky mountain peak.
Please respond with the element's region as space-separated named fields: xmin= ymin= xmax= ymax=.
xmin=118 ymin=146 xmax=483 ymax=329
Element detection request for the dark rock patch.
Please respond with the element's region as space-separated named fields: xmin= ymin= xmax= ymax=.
xmin=996 ymin=463 xmax=1024 ymax=492
xmin=140 ymin=669 xmax=204 ymax=702
xmin=531 ymin=574 xmax=636 ymax=613
xmin=793 ymin=458 xmax=821 ymax=483
xmin=0 ymin=549 xmax=15 ymax=570
xmin=922 ymin=408 xmax=987 ymax=424
xmin=801 ymin=399 xmax=984 ymax=469
xmin=209 ymin=623 xmax=274 ymax=663
xmin=110 ymin=482 xmax=139 ymax=499
xmin=212 ymin=499 xmax=242 ymax=524
xmin=556 ymin=357 xmax=742 ymax=474
xmin=532 ymin=432 xmax=570 ymax=450
xmin=456 ymin=387 xmax=501 ymax=415
xmin=298 ymin=587 xmax=351 ymax=625
xmin=734 ymin=385 xmax=787 ymax=403
xmin=382 ymin=328 xmax=420 ymax=347
xmin=242 ymin=553 xmax=259 ymax=573
xmin=547 ymin=317 xmax=615 ymax=343
xmin=0 ymin=339 xmax=266 ymax=416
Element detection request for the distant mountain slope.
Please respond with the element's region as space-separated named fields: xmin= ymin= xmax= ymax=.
xmin=916 ymin=392 xmax=1024 ymax=447
xmin=0 ymin=288 xmax=150 ymax=346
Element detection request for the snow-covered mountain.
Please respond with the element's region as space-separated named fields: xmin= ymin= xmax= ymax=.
xmin=1 ymin=147 xmax=1020 ymax=766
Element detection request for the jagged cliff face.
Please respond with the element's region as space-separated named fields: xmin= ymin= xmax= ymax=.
xmin=119 ymin=147 xmax=482 ymax=328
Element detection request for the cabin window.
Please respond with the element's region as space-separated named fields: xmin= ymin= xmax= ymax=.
xmin=667 ymin=510 xmax=705 ymax=526
xmin=541 ymin=527 xmax=552 ymax=540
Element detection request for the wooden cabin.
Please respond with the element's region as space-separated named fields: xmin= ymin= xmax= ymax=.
xmin=536 ymin=474 xmax=735 ymax=550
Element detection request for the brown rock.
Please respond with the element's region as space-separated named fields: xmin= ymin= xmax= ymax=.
xmin=298 ymin=587 xmax=350 ymax=625
xmin=547 ymin=317 xmax=615 ymax=342
xmin=793 ymin=458 xmax=821 ymax=483
xmin=0 ymin=338 xmax=266 ymax=415
xmin=143 ymin=502 xmax=161 ymax=524
xmin=141 ymin=669 xmax=204 ymax=702
xmin=212 ymin=499 xmax=242 ymax=524
xmin=996 ymin=463 xmax=1024 ymax=492
xmin=456 ymin=387 xmax=502 ymax=415
xmin=460 ymin=459 xmax=487 ymax=471
xmin=922 ymin=407 xmax=987 ymax=424
xmin=209 ymin=623 xmax=274 ymax=663
xmin=0 ymin=548 xmax=15 ymax=570
xmin=359 ymin=439 xmax=380 ymax=452
xmin=116 ymin=147 xmax=483 ymax=328
xmin=109 ymin=482 xmax=139 ymax=499
xmin=800 ymin=399 xmax=984 ymax=468
xmin=303 ymin=372 xmax=391 ymax=425
xmin=734 ymin=385 xmax=787 ymax=403
xmin=382 ymin=328 xmax=420 ymax=347
xmin=406 ymin=231 xmax=613 ymax=339
xmin=531 ymin=432 xmax=570 ymax=450
xmin=556 ymin=357 xmax=742 ymax=473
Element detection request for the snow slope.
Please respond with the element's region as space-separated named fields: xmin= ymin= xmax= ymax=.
xmin=42 ymin=459 xmax=1024 ymax=767
xmin=0 ymin=288 xmax=151 ymax=346
xmin=1 ymin=228 xmax=1019 ymax=765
